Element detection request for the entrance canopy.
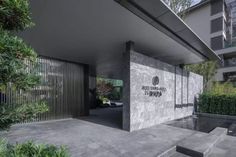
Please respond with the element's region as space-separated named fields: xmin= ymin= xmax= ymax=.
xmin=20 ymin=0 xmax=220 ymax=79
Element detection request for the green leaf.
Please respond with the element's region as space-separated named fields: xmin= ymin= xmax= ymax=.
xmin=0 ymin=0 xmax=34 ymax=31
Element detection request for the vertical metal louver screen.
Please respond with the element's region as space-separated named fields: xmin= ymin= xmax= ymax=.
xmin=1 ymin=57 xmax=85 ymax=122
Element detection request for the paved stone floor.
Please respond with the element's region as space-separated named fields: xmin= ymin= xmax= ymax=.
xmin=2 ymin=121 xmax=197 ymax=157
xmin=208 ymin=135 xmax=236 ymax=157
xmin=1 ymin=108 xmax=236 ymax=157
xmin=0 ymin=107 xmax=196 ymax=157
xmin=79 ymin=107 xmax=123 ymax=129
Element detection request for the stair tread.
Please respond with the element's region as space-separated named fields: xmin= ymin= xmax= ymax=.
xmin=176 ymin=127 xmax=227 ymax=157
xmin=170 ymin=152 xmax=190 ymax=157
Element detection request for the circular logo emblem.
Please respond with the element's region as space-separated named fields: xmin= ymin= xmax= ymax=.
xmin=152 ymin=76 xmax=159 ymax=86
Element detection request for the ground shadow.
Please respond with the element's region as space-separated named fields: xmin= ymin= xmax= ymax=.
xmin=79 ymin=107 xmax=123 ymax=129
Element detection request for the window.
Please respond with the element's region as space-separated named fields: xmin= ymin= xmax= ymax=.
xmin=211 ymin=17 xmax=223 ymax=33
xmin=211 ymin=0 xmax=224 ymax=15
xmin=211 ymin=35 xmax=223 ymax=50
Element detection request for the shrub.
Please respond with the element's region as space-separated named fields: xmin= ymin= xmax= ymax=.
xmin=0 ymin=101 xmax=49 ymax=130
xmin=198 ymin=82 xmax=236 ymax=116
xmin=208 ymin=82 xmax=236 ymax=95
xmin=198 ymin=93 xmax=236 ymax=115
xmin=0 ymin=139 xmax=70 ymax=157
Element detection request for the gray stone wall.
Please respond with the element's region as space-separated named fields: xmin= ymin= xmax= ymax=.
xmin=123 ymin=51 xmax=203 ymax=131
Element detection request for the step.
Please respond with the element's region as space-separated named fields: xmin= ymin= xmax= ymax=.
xmin=157 ymin=146 xmax=190 ymax=157
xmin=176 ymin=127 xmax=227 ymax=157
xmin=157 ymin=146 xmax=176 ymax=157
xmin=170 ymin=152 xmax=190 ymax=157
xmin=209 ymin=127 xmax=227 ymax=136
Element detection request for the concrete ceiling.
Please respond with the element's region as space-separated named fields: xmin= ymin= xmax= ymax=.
xmin=19 ymin=0 xmax=219 ymax=79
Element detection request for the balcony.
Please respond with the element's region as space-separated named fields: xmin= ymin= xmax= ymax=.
xmin=223 ymin=61 xmax=236 ymax=67
xmin=222 ymin=57 xmax=236 ymax=68
xmin=224 ymin=41 xmax=236 ymax=48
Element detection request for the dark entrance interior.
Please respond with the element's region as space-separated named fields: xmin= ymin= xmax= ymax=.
xmin=81 ymin=77 xmax=123 ymax=129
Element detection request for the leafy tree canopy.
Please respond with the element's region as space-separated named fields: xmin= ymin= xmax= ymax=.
xmin=184 ymin=61 xmax=218 ymax=90
xmin=0 ymin=0 xmax=33 ymax=31
xmin=163 ymin=0 xmax=193 ymax=18
xmin=96 ymin=79 xmax=114 ymax=97
xmin=0 ymin=30 xmax=39 ymax=91
xmin=0 ymin=0 xmax=48 ymax=130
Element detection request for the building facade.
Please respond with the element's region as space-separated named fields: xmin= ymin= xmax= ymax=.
xmin=3 ymin=0 xmax=220 ymax=131
xmin=184 ymin=0 xmax=236 ymax=83
xmin=123 ymin=42 xmax=203 ymax=131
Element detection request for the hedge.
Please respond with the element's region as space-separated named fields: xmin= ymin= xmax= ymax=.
xmin=198 ymin=93 xmax=236 ymax=116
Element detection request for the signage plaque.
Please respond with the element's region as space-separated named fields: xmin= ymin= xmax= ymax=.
xmin=141 ymin=76 xmax=166 ymax=97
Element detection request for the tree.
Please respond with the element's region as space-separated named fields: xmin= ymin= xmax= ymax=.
xmin=184 ymin=61 xmax=218 ymax=90
xmin=0 ymin=0 xmax=34 ymax=31
xmin=163 ymin=0 xmax=193 ymax=18
xmin=0 ymin=0 xmax=48 ymax=130
xmin=96 ymin=79 xmax=114 ymax=98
